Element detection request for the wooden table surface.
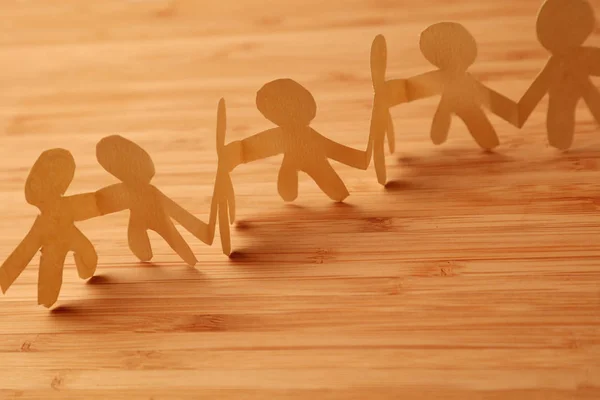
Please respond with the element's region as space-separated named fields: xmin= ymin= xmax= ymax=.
xmin=1 ymin=0 xmax=600 ymax=398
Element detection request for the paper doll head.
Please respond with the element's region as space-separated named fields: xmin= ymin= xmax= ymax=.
xmin=256 ymin=78 xmax=317 ymax=128
xmin=419 ymin=22 xmax=477 ymax=72
xmin=25 ymin=149 xmax=75 ymax=209
xmin=536 ymin=0 xmax=595 ymax=55
xmin=96 ymin=135 xmax=155 ymax=184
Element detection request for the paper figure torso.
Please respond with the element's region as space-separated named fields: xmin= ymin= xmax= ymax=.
xmin=438 ymin=72 xmax=487 ymax=113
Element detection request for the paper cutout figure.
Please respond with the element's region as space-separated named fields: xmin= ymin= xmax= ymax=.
xmin=209 ymin=98 xmax=236 ymax=256
xmin=0 ymin=149 xmax=100 ymax=308
xmin=370 ymin=25 xmax=518 ymax=183
xmin=370 ymin=34 xmax=402 ymax=185
xmin=94 ymin=135 xmax=216 ymax=265
xmin=518 ymin=0 xmax=600 ymax=150
xmin=3 ymin=0 xmax=599 ymax=309
xmin=222 ymin=79 xmax=372 ymax=202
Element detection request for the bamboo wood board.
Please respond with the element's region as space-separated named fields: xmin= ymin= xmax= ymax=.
xmin=0 ymin=0 xmax=599 ymax=398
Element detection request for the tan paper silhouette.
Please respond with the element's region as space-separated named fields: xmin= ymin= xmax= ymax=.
xmin=370 ymin=25 xmax=518 ymax=183
xmin=209 ymin=98 xmax=236 ymax=256
xmin=222 ymin=79 xmax=372 ymax=202
xmin=94 ymin=135 xmax=216 ymax=265
xmin=0 ymin=149 xmax=100 ymax=308
xmin=370 ymin=34 xmax=402 ymax=185
xmin=518 ymin=0 xmax=600 ymax=150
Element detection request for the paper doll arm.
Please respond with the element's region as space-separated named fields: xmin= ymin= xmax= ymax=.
xmin=583 ymin=47 xmax=600 ymax=76
xmin=319 ymin=130 xmax=371 ymax=170
xmin=0 ymin=217 xmax=43 ymax=293
xmin=64 ymin=192 xmax=102 ymax=221
xmin=381 ymin=79 xmax=407 ymax=107
xmin=222 ymin=128 xmax=284 ymax=171
xmin=208 ymin=186 xmax=218 ymax=240
xmin=161 ymin=192 xmax=212 ymax=245
xmin=404 ymin=70 xmax=444 ymax=102
xmin=381 ymin=71 xmax=442 ymax=107
xmin=95 ymin=183 xmax=130 ymax=215
xmin=518 ymin=59 xmax=555 ymax=127
xmin=476 ymin=81 xmax=519 ymax=127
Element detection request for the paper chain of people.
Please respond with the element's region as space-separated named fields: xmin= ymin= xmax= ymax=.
xmin=1 ymin=0 xmax=600 ymax=307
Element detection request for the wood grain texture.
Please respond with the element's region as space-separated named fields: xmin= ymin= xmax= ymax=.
xmin=1 ymin=0 xmax=600 ymax=399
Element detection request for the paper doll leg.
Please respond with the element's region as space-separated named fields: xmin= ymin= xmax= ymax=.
xmin=547 ymin=94 xmax=578 ymax=150
xmin=277 ymin=156 xmax=299 ymax=202
xmin=582 ymin=81 xmax=600 ymax=126
xmin=0 ymin=268 xmax=9 ymax=294
xmin=369 ymin=97 xmax=389 ymax=184
xmin=226 ymin=175 xmax=236 ymax=223
xmin=373 ymin=123 xmax=387 ymax=185
xmin=386 ymin=112 xmax=396 ymax=154
xmin=458 ymin=107 xmax=500 ymax=150
xmin=218 ymin=202 xmax=232 ymax=256
xmin=70 ymin=227 xmax=98 ymax=280
xmin=305 ymin=161 xmax=349 ymax=202
xmin=128 ymin=215 xmax=153 ymax=262
xmin=154 ymin=218 xmax=197 ymax=266
xmin=0 ymin=221 xmax=42 ymax=293
xmin=38 ymin=245 xmax=68 ymax=308
xmin=431 ymin=104 xmax=452 ymax=145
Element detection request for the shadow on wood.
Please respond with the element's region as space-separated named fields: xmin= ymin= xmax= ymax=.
xmin=229 ymin=203 xmax=400 ymax=265
xmin=85 ymin=274 xmax=115 ymax=285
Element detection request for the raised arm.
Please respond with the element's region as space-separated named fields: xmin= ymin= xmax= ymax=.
xmin=222 ymin=128 xmax=284 ymax=171
xmin=517 ymin=58 xmax=556 ymax=127
xmin=0 ymin=217 xmax=43 ymax=293
xmin=95 ymin=183 xmax=130 ymax=216
xmin=160 ymin=192 xmax=212 ymax=245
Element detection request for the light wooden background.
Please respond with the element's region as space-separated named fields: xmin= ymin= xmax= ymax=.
xmin=1 ymin=0 xmax=599 ymax=399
